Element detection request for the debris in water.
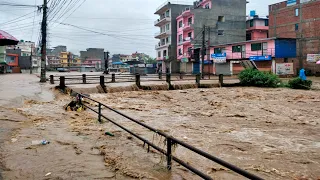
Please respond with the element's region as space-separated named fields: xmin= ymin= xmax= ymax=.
xmin=11 ymin=138 xmax=18 ymax=143
xmin=105 ymin=132 xmax=115 ymax=137
xmin=45 ymin=172 xmax=52 ymax=177
xmin=32 ymin=140 xmax=50 ymax=145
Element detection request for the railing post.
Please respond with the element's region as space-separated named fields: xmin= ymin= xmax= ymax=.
xmin=166 ymin=73 xmax=171 ymax=87
xmin=60 ymin=76 xmax=65 ymax=88
xmin=196 ymin=73 xmax=201 ymax=87
xmin=135 ymin=73 xmax=141 ymax=87
xmin=98 ymin=103 xmax=102 ymax=123
xmin=158 ymin=72 xmax=162 ymax=80
xmin=50 ymin=75 xmax=54 ymax=84
xmin=100 ymin=75 xmax=105 ymax=87
xmin=111 ymin=73 xmax=115 ymax=83
xmin=219 ymin=74 xmax=224 ymax=87
xmin=180 ymin=72 xmax=183 ymax=79
xmin=167 ymin=137 xmax=172 ymax=170
xmin=82 ymin=74 xmax=86 ymax=84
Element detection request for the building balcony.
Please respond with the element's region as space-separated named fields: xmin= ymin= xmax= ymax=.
xmin=183 ymin=37 xmax=193 ymax=45
xmin=155 ymin=42 xmax=170 ymax=49
xmin=183 ymin=22 xmax=193 ymax=31
xmin=154 ymin=30 xmax=171 ymax=39
xmin=154 ymin=17 xmax=171 ymax=27
xmin=181 ymin=8 xmax=192 ymax=17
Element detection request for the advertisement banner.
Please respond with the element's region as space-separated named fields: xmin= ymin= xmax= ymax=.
xmin=306 ymin=54 xmax=320 ymax=63
xmin=249 ymin=55 xmax=272 ymax=61
xmin=276 ymin=63 xmax=294 ymax=75
xmin=181 ymin=57 xmax=189 ymax=63
xmin=211 ymin=53 xmax=227 ymax=64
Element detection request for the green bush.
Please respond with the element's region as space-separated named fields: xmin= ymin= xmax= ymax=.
xmin=288 ymin=78 xmax=312 ymax=90
xmin=238 ymin=69 xmax=281 ymax=88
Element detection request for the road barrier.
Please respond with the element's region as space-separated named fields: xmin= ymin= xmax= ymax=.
xmin=77 ymin=94 xmax=263 ymax=180
xmin=51 ymin=73 xmax=236 ymax=89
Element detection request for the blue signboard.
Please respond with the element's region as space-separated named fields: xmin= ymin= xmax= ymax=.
xmin=249 ymin=55 xmax=272 ymax=61
xmin=287 ymin=0 xmax=296 ymax=6
xmin=211 ymin=53 xmax=226 ymax=58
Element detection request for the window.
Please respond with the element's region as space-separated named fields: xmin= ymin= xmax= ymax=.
xmin=218 ymin=30 xmax=224 ymax=36
xmin=218 ymin=16 xmax=225 ymax=22
xmin=178 ymin=34 xmax=183 ymax=42
xmin=205 ymin=3 xmax=210 ymax=9
xmin=232 ymin=45 xmax=241 ymax=53
xmin=284 ymin=58 xmax=288 ymax=63
xmin=188 ymin=17 xmax=192 ymax=25
xmin=166 ymin=24 xmax=170 ymax=31
xmin=166 ymin=37 xmax=169 ymax=43
xmin=251 ymin=43 xmax=262 ymax=51
xmin=250 ymin=20 xmax=254 ymax=27
xmin=179 ymin=21 xmax=183 ymax=28
xmin=178 ymin=48 xmax=182 ymax=55
xmin=187 ymin=32 xmax=192 ymax=38
xmin=214 ymin=48 xmax=222 ymax=54
xmin=295 ymin=23 xmax=299 ymax=31
xmin=163 ymin=50 xmax=167 ymax=57
xmin=161 ymin=26 xmax=165 ymax=33
xmin=158 ymin=51 xmax=161 ymax=58
xmin=295 ymin=8 xmax=299 ymax=17
xmin=165 ymin=10 xmax=170 ymax=17
xmin=265 ymin=19 xmax=269 ymax=26
xmin=188 ymin=47 xmax=192 ymax=53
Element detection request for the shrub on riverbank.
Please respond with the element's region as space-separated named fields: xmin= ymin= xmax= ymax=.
xmin=238 ymin=69 xmax=280 ymax=88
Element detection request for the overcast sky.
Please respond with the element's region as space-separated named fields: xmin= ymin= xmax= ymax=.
xmin=0 ymin=0 xmax=281 ymax=57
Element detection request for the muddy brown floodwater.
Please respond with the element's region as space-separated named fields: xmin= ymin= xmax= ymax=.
xmin=1 ymin=79 xmax=320 ymax=179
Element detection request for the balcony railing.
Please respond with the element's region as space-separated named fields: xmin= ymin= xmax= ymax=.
xmin=154 ymin=30 xmax=171 ymax=38
xmin=154 ymin=17 xmax=171 ymax=26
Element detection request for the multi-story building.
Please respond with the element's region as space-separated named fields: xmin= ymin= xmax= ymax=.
xmin=80 ymin=48 xmax=105 ymax=70
xmin=246 ymin=16 xmax=269 ymax=40
xmin=176 ymin=0 xmax=247 ymax=74
xmin=154 ymin=1 xmax=191 ymax=73
xmin=269 ymin=0 xmax=320 ymax=74
xmin=60 ymin=52 xmax=71 ymax=67
xmin=47 ymin=45 xmax=67 ymax=57
xmin=47 ymin=55 xmax=60 ymax=68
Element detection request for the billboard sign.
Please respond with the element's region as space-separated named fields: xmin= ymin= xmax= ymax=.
xmin=306 ymin=54 xmax=320 ymax=63
xmin=276 ymin=63 xmax=294 ymax=75
xmin=211 ymin=53 xmax=227 ymax=63
xmin=249 ymin=55 xmax=272 ymax=61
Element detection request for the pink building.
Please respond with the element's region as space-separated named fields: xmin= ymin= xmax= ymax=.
xmin=82 ymin=58 xmax=101 ymax=69
xmin=246 ymin=16 xmax=269 ymax=40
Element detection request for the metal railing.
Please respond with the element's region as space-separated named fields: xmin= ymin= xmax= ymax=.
xmin=77 ymin=94 xmax=263 ymax=180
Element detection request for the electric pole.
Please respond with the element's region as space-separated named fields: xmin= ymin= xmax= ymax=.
xmin=207 ymin=26 xmax=211 ymax=75
xmin=40 ymin=0 xmax=47 ymax=82
xmin=201 ymin=25 xmax=206 ymax=79
xmin=30 ymin=44 xmax=33 ymax=74
xmin=104 ymin=51 xmax=109 ymax=74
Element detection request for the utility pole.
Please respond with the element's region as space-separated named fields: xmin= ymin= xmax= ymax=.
xmin=67 ymin=52 xmax=70 ymax=68
xmin=201 ymin=25 xmax=206 ymax=79
xmin=104 ymin=51 xmax=109 ymax=74
xmin=40 ymin=0 xmax=47 ymax=82
xmin=207 ymin=26 xmax=211 ymax=75
xmin=30 ymin=45 xmax=33 ymax=74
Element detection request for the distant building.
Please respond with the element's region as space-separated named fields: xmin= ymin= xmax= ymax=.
xmin=82 ymin=58 xmax=101 ymax=69
xmin=80 ymin=48 xmax=105 ymax=70
xmin=60 ymin=52 xmax=70 ymax=67
xmin=48 ymin=45 xmax=67 ymax=57
xmin=48 ymin=55 xmax=60 ymax=68
xmin=269 ymin=0 xmax=320 ymax=74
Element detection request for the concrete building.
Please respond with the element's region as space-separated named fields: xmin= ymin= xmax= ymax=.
xmin=48 ymin=45 xmax=67 ymax=57
xmin=80 ymin=48 xmax=105 ymax=70
xmin=269 ymin=0 xmax=320 ymax=74
xmin=246 ymin=16 xmax=269 ymax=40
xmin=176 ymin=0 xmax=247 ymax=74
xmin=154 ymin=1 xmax=191 ymax=73
xmin=60 ymin=52 xmax=70 ymax=67
xmin=48 ymin=55 xmax=61 ymax=68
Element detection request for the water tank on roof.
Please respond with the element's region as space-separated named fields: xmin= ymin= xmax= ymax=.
xmin=250 ymin=10 xmax=256 ymax=17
